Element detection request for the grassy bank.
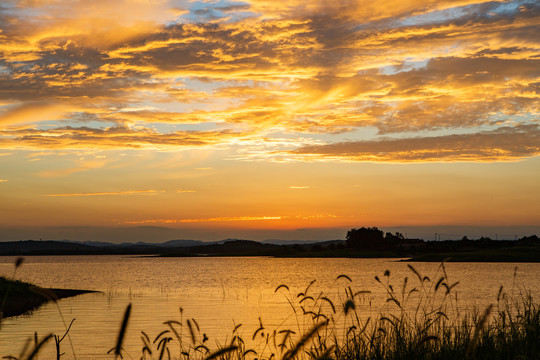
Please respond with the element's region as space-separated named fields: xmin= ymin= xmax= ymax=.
xmin=0 ymin=276 xmax=97 ymax=318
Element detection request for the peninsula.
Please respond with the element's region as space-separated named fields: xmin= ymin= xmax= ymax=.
xmin=0 ymin=276 xmax=98 ymax=318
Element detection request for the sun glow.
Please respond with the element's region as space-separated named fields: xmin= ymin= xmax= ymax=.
xmin=0 ymin=0 xmax=539 ymax=241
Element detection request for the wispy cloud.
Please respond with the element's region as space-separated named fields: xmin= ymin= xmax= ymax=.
xmin=123 ymin=216 xmax=283 ymax=224
xmin=0 ymin=102 xmax=68 ymax=126
xmin=45 ymin=190 xmax=161 ymax=197
xmin=176 ymin=189 xmax=196 ymax=193
xmin=36 ymin=158 xmax=109 ymax=177
xmin=122 ymin=213 xmax=339 ymax=224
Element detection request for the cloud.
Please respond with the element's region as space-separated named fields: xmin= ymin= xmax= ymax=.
xmin=0 ymin=102 xmax=68 ymax=125
xmin=0 ymin=0 xmax=538 ymax=162
xmin=45 ymin=190 xmax=161 ymax=197
xmin=123 ymin=216 xmax=283 ymax=224
xmin=0 ymin=0 xmax=174 ymax=48
xmin=36 ymin=158 xmax=109 ymax=177
xmin=122 ymin=213 xmax=339 ymax=224
xmin=286 ymin=125 xmax=540 ymax=162
xmin=112 ymin=110 xmax=215 ymax=124
xmin=0 ymin=125 xmax=248 ymax=150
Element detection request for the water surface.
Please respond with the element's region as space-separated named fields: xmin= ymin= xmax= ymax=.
xmin=0 ymin=256 xmax=538 ymax=359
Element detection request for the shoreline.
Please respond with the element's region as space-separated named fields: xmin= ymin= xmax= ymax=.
xmin=0 ymin=276 xmax=98 ymax=318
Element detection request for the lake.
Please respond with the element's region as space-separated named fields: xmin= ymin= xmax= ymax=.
xmin=1 ymin=256 xmax=539 ymax=359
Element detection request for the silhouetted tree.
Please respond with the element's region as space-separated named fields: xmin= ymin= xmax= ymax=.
xmin=346 ymin=227 xmax=384 ymax=249
xmin=385 ymin=232 xmax=405 ymax=241
xmin=518 ymin=235 xmax=539 ymax=246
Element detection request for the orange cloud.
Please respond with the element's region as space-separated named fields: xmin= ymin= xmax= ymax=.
xmin=123 ymin=216 xmax=283 ymax=224
xmin=0 ymin=102 xmax=68 ymax=125
xmin=36 ymin=158 xmax=109 ymax=177
xmin=45 ymin=190 xmax=161 ymax=197
xmin=0 ymin=126 xmax=250 ymax=150
xmin=0 ymin=0 xmax=538 ymax=163
xmin=122 ymin=214 xmax=339 ymax=225
xmin=286 ymin=125 xmax=540 ymax=162
xmin=176 ymin=189 xmax=196 ymax=193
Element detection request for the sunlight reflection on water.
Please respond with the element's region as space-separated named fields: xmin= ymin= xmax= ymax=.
xmin=0 ymin=256 xmax=539 ymax=359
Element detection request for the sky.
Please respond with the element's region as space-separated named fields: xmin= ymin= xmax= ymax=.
xmin=0 ymin=0 xmax=539 ymax=242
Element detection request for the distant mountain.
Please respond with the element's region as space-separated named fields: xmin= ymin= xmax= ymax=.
xmin=151 ymin=238 xmax=237 ymax=247
xmin=57 ymin=239 xmax=211 ymax=248
xmin=160 ymin=239 xmax=283 ymax=257
xmin=261 ymin=239 xmax=319 ymax=245
xmin=0 ymin=237 xmax=347 ymax=257
xmin=0 ymin=240 xmax=171 ymax=255
xmin=0 ymin=238 xmax=254 ymax=255
xmin=315 ymin=240 xmax=347 ymax=246
xmin=157 ymin=239 xmax=210 ymax=247
xmin=55 ymin=238 xmax=342 ymax=248
xmin=262 ymin=239 xmax=345 ymax=245
xmin=59 ymin=240 xmax=118 ymax=247
xmin=1 ymin=234 xmax=538 ymax=260
xmin=0 ymin=240 xmax=102 ymax=255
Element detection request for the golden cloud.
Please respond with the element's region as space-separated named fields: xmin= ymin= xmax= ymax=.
xmin=123 ymin=216 xmax=283 ymax=224
xmin=0 ymin=0 xmax=538 ymax=162
xmin=45 ymin=190 xmax=161 ymax=197
xmin=0 ymin=126 xmax=249 ymax=150
xmin=122 ymin=213 xmax=339 ymax=224
xmin=0 ymin=102 xmax=68 ymax=125
xmin=286 ymin=125 xmax=540 ymax=162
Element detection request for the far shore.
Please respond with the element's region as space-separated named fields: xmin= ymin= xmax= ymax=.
xmin=0 ymin=234 xmax=539 ymax=262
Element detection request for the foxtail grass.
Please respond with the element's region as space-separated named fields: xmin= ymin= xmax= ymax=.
xmin=4 ymin=263 xmax=540 ymax=360
xmin=130 ymin=263 xmax=539 ymax=360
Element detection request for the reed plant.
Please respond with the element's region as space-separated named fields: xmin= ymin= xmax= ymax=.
xmin=3 ymin=261 xmax=539 ymax=359
xmin=117 ymin=263 xmax=538 ymax=360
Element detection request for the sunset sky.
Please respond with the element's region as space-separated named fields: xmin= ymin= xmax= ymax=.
xmin=1 ymin=0 xmax=539 ymax=242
